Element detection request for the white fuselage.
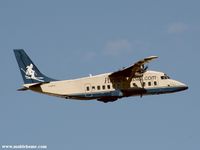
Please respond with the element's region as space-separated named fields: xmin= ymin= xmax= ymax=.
xmin=24 ymin=70 xmax=188 ymax=102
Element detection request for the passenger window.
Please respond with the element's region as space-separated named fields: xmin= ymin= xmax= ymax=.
xmin=102 ymin=85 xmax=105 ymax=90
xmin=133 ymin=83 xmax=138 ymax=87
xmin=97 ymin=86 xmax=101 ymax=90
xmin=92 ymin=86 xmax=95 ymax=90
xmin=148 ymin=82 xmax=151 ymax=86
xmin=86 ymin=86 xmax=90 ymax=91
xmin=154 ymin=81 xmax=157 ymax=86
xmin=107 ymin=85 xmax=110 ymax=89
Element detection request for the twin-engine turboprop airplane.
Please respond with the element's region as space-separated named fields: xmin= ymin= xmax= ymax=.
xmin=14 ymin=49 xmax=188 ymax=103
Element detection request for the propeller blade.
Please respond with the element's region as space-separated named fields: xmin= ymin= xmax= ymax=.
xmin=144 ymin=65 xmax=148 ymax=71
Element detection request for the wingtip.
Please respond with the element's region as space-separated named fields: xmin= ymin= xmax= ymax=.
xmin=148 ymin=56 xmax=158 ymax=59
xmin=143 ymin=56 xmax=158 ymax=62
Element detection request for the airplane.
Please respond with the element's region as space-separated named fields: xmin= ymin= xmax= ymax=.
xmin=14 ymin=49 xmax=188 ymax=103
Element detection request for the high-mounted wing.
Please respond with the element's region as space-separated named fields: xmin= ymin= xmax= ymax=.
xmin=109 ymin=56 xmax=158 ymax=78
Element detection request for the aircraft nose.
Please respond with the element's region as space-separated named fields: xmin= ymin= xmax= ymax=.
xmin=180 ymin=84 xmax=188 ymax=90
xmin=176 ymin=81 xmax=188 ymax=91
xmin=170 ymin=80 xmax=188 ymax=92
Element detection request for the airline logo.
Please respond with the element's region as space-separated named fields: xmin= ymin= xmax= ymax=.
xmin=21 ymin=64 xmax=44 ymax=82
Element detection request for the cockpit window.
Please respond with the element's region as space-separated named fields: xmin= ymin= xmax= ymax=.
xmin=161 ymin=74 xmax=170 ymax=80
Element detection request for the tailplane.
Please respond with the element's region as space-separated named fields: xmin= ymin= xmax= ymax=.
xmin=14 ymin=49 xmax=56 ymax=84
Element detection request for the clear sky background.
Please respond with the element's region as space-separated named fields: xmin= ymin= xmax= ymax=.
xmin=0 ymin=0 xmax=199 ymax=149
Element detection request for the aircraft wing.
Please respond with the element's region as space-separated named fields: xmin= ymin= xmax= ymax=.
xmin=109 ymin=56 xmax=158 ymax=78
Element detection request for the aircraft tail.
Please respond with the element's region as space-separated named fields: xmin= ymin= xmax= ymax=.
xmin=14 ymin=49 xmax=56 ymax=84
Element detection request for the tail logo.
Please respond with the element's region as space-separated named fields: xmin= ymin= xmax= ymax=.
xmin=21 ymin=64 xmax=44 ymax=82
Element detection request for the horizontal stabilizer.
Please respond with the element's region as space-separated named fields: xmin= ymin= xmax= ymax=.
xmin=17 ymin=87 xmax=29 ymax=91
xmin=17 ymin=82 xmax=49 ymax=91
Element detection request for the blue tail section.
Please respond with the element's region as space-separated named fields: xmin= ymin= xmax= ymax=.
xmin=14 ymin=49 xmax=57 ymax=84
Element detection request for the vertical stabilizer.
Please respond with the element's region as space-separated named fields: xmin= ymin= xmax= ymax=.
xmin=14 ymin=49 xmax=56 ymax=84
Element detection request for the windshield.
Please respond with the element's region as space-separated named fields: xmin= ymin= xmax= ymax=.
xmin=161 ymin=74 xmax=170 ymax=80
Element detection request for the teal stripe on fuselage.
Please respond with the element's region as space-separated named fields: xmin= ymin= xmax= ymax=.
xmin=66 ymin=86 xmax=187 ymax=100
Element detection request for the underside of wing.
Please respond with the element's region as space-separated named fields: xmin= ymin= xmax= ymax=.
xmin=109 ymin=56 xmax=158 ymax=78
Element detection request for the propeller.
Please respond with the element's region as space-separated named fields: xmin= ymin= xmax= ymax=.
xmin=127 ymin=64 xmax=149 ymax=88
xmin=140 ymin=65 xmax=148 ymax=73
xmin=144 ymin=65 xmax=148 ymax=72
xmin=139 ymin=64 xmax=149 ymax=89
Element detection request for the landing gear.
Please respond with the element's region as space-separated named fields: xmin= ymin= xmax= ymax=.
xmin=97 ymin=98 xmax=118 ymax=103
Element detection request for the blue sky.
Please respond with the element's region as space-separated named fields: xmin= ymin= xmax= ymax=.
xmin=0 ymin=0 xmax=199 ymax=149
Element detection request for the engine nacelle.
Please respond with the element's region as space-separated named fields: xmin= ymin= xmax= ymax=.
xmin=134 ymin=72 xmax=143 ymax=77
